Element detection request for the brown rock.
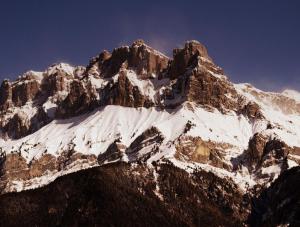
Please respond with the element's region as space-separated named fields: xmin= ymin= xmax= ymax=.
xmin=11 ymin=80 xmax=40 ymax=106
xmin=56 ymin=79 xmax=98 ymax=118
xmin=177 ymin=69 xmax=238 ymax=112
xmin=128 ymin=40 xmax=169 ymax=78
xmin=126 ymin=127 xmax=164 ymax=161
xmin=0 ymin=80 xmax=13 ymax=111
xmin=29 ymin=154 xmax=57 ymax=178
xmin=169 ymin=40 xmax=212 ymax=80
xmin=0 ymin=153 xmax=28 ymax=181
xmin=101 ymin=70 xmax=153 ymax=108
xmin=175 ymin=136 xmax=231 ymax=169
xmin=248 ymin=133 xmax=268 ymax=163
xmin=98 ymin=139 xmax=126 ymax=164
xmin=86 ymin=40 xmax=169 ymax=79
xmin=5 ymin=112 xmax=31 ymax=139
xmin=240 ymin=101 xmax=264 ymax=120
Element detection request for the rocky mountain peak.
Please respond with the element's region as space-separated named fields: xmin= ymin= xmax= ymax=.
xmin=183 ymin=40 xmax=211 ymax=60
xmin=85 ymin=39 xmax=169 ymax=79
xmin=169 ymin=40 xmax=215 ymax=80
xmin=0 ymin=40 xmax=299 ymax=209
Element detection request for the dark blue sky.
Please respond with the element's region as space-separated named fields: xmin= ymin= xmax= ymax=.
xmin=0 ymin=0 xmax=299 ymax=91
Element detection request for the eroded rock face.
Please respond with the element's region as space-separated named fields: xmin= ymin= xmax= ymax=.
xmin=245 ymin=134 xmax=291 ymax=176
xmin=175 ymin=136 xmax=232 ymax=170
xmin=44 ymin=72 xmax=68 ymax=96
xmin=126 ymin=127 xmax=164 ymax=161
xmin=261 ymin=139 xmax=289 ymax=169
xmin=0 ymin=80 xmax=13 ymax=111
xmin=128 ymin=40 xmax=169 ymax=78
xmin=12 ymin=80 xmax=41 ymax=106
xmin=100 ymin=71 xmax=153 ymax=108
xmin=240 ymin=101 xmax=264 ymax=120
xmin=4 ymin=112 xmax=31 ymax=139
xmin=0 ymin=40 xmax=299 ymax=209
xmin=86 ymin=39 xmax=169 ymax=79
xmin=98 ymin=139 xmax=126 ymax=165
xmin=184 ymin=69 xmax=238 ymax=112
xmin=0 ymin=152 xmax=97 ymax=193
xmin=169 ymin=40 xmax=211 ymax=79
xmin=248 ymin=133 xmax=268 ymax=163
xmin=56 ymin=79 xmax=98 ymax=118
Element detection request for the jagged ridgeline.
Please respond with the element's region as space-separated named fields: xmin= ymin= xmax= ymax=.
xmin=0 ymin=40 xmax=300 ymax=226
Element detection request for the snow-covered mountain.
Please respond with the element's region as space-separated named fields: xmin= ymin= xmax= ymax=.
xmin=0 ymin=39 xmax=299 ymax=225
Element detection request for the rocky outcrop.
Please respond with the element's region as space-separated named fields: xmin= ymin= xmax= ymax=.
xmin=261 ymin=139 xmax=289 ymax=169
xmin=239 ymin=101 xmax=264 ymax=120
xmin=169 ymin=40 xmax=211 ymax=80
xmin=175 ymin=136 xmax=232 ymax=170
xmin=100 ymin=71 xmax=154 ymax=108
xmin=11 ymin=79 xmax=41 ymax=106
xmin=128 ymin=40 xmax=169 ymax=78
xmin=4 ymin=112 xmax=31 ymax=139
xmin=184 ymin=69 xmax=238 ymax=112
xmin=243 ymin=133 xmax=291 ymax=179
xmin=0 ymin=152 xmax=97 ymax=193
xmin=43 ymin=71 xmax=70 ymax=96
xmin=98 ymin=139 xmax=126 ymax=165
xmin=126 ymin=127 xmax=164 ymax=161
xmin=0 ymin=80 xmax=13 ymax=111
xmin=86 ymin=39 xmax=169 ymax=79
xmin=56 ymin=79 xmax=98 ymax=118
xmin=248 ymin=133 xmax=268 ymax=164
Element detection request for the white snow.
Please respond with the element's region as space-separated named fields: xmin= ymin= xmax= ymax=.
xmin=235 ymin=83 xmax=300 ymax=148
xmin=282 ymin=89 xmax=300 ymax=103
xmin=47 ymin=63 xmax=75 ymax=75
xmin=0 ymin=103 xmax=253 ymax=163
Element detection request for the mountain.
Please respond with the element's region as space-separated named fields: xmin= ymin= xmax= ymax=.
xmin=0 ymin=39 xmax=299 ymax=226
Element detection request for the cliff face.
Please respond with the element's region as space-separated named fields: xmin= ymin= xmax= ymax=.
xmin=0 ymin=40 xmax=299 ymax=226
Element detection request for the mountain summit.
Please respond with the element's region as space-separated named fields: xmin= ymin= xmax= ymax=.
xmin=0 ymin=40 xmax=299 ymax=226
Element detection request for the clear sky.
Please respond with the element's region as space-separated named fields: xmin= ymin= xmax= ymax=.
xmin=0 ymin=0 xmax=299 ymax=91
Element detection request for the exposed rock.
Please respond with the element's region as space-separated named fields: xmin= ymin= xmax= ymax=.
xmin=183 ymin=69 xmax=239 ymax=112
xmin=11 ymin=79 xmax=40 ymax=106
xmin=126 ymin=127 xmax=164 ymax=161
xmin=245 ymin=134 xmax=290 ymax=178
xmin=4 ymin=112 xmax=31 ymax=139
xmin=100 ymin=70 xmax=153 ymax=107
xmin=56 ymin=79 xmax=98 ymax=118
xmin=248 ymin=133 xmax=268 ymax=164
xmin=0 ymin=80 xmax=13 ymax=111
xmin=128 ymin=39 xmax=169 ymax=78
xmin=240 ymin=101 xmax=264 ymax=120
xmin=43 ymin=71 xmax=70 ymax=96
xmin=0 ymin=153 xmax=28 ymax=181
xmin=0 ymin=151 xmax=97 ymax=194
xmin=86 ymin=40 xmax=169 ymax=79
xmin=29 ymin=154 xmax=57 ymax=178
xmin=29 ymin=107 xmax=51 ymax=132
xmin=98 ymin=139 xmax=126 ymax=165
xmin=175 ymin=136 xmax=231 ymax=170
xmin=169 ymin=40 xmax=212 ymax=79
xmin=85 ymin=50 xmax=112 ymax=76
xmin=261 ymin=139 xmax=289 ymax=169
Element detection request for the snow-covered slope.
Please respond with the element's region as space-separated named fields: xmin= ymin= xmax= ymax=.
xmin=0 ymin=39 xmax=299 ymax=194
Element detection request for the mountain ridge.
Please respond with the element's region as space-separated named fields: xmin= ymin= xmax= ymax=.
xmin=0 ymin=39 xmax=299 ymax=225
